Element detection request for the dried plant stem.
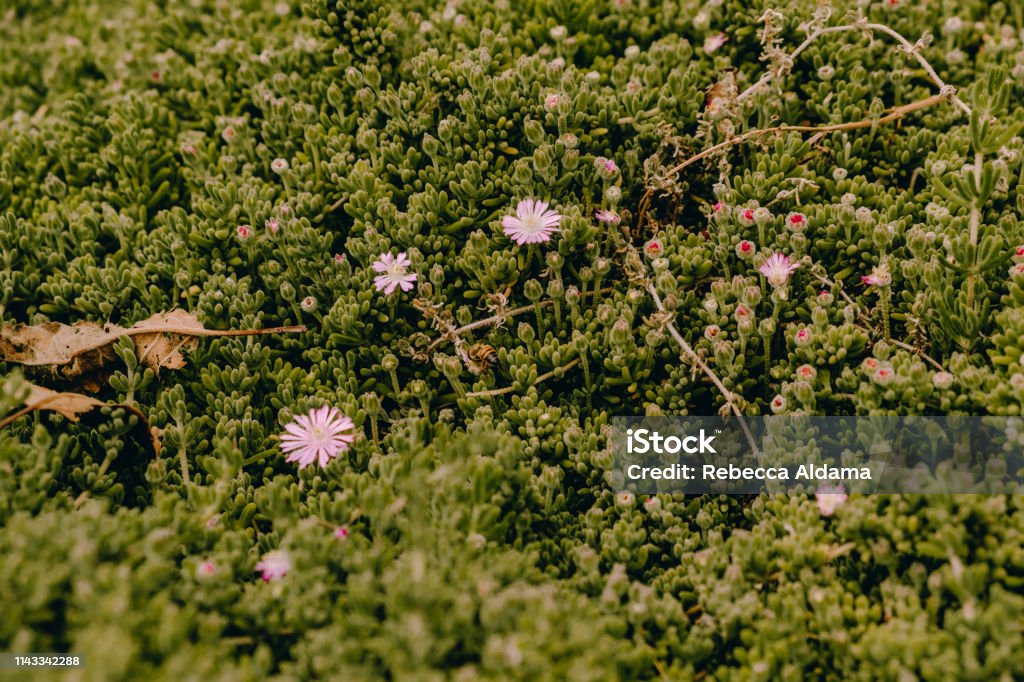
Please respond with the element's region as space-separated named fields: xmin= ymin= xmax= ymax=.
xmin=648 ymin=94 xmax=944 ymax=205
xmin=465 ymin=358 xmax=582 ymax=398
xmin=423 ymin=288 xmax=614 ymax=354
xmin=738 ymin=21 xmax=972 ymax=117
xmin=645 ymin=283 xmax=759 ymax=456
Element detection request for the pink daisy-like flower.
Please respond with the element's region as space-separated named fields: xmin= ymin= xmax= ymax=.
xmin=861 ymin=265 xmax=892 ymax=287
xmin=644 ymin=238 xmax=663 ymax=258
xmin=795 ymin=327 xmax=811 ymax=345
xmin=237 ymin=224 xmax=252 ymax=240
xmin=595 ymin=209 xmax=620 ymax=224
xmin=502 ymin=198 xmax=562 ymax=245
xmin=797 ymin=364 xmax=817 ymax=380
xmin=280 ymin=406 xmax=356 ymax=469
xmin=271 ymin=157 xmax=289 ymax=173
xmin=334 ymin=526 xmax=350 ymax=541
xmin=815 ymin=485 xmax=848 ymax=516
xmin=758 ymin=252 xmax=800 ymax=288
xmin=254 ymin=549 xmax=291 ymax=582
xmin=704 ymin=32 xmax=728 ymax=54
xmin=704 ymin=324 xmax=721 ymax=340
xmin=735 ymin=303 xmax=753 ymax=321
xmin=372 ymin=252 xmax=418 ymax=294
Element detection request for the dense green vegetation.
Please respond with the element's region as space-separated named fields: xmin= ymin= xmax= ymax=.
xmin=3 ymin=0 xmax=1024 ymax=678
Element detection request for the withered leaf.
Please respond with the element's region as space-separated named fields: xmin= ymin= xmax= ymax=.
xmin=0 ymin=310 xmax=306 ymax=383
xmin=23 ymin=384 xmax=103 ymax=422
xmin=2 ymin=384 xmax=163 ymax=458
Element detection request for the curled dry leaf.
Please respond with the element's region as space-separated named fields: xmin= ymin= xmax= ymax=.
xmin=0 ymin=383 xmax=162 ymax=457
xmin=0 ymin=309 xmax=306 ymax=385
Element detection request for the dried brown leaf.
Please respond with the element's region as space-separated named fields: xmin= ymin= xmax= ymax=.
xmin=0 ymin=310 xmax=306 ymax=383
xmin=23 ymin=384 xmax=103 ymax=422
xmin=1 ymin=383 xmax=162 ymax=457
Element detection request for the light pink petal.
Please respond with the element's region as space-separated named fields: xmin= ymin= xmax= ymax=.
xmin=502 ymin=215 xmax=522 ymax=229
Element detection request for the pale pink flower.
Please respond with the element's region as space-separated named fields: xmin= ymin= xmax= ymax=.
xmin=1011 ymin=263 xmax=1024 ymax=278
xmin=712 ymin=201 xmax=725 ymax=215
xmin=932 ymin=372 xmax=955 ymax=389
xmin=796 ymin=364 xmax=817 ymax=380
xmin=334 ymin=526 xmax=350 ymax=541
xmin=815 ymin=485 xmax=848 ymax=516
xmin=265 ymin=218 xmax=279 ymax=233
xmin=861 ymin=264 xmax=892 ymax=287
xmin=770 ymin=394 xmax=787 ymax=413
xmin=795 ymin=327 xmax=811 ymax=345
xmin=543 ymin=93 xmax=562 ymax=109
xmin=704 ymin=33 xmax=728 ymax=53
xmin=271 ymin=157 xmax=289 ymax=173
xmin=594 ymin=157 xmax=619 ymax=177
xmin=280 ymin=406 xmax=356 ymax=469
xmin=502 ymin=198 xmax=562 ymax=245
xmin=787 ymin=212 xmax=807 ymax=231
xmin=734 ymin=303 xmax=753 ymax=321
xmin=704 ymin=325 xmax=721 ymax=340
xmin=873 ymin=366 xmax=895 ymax=385
xmin=254 ymin=549 xmax=291 ymax=582
xmin=222 ymin=125 xmax=237 ymax=142
xmin=644 ymin=238 xmax=663 ymax=258
xmin=237 ymin=224 xmax=252 ymax=240
xmin=736 ymin=240 xmax=756 ymax=258
xmin=595 ymin=209 xmax=620 ymax=224
xmin=335 ymin=253 xmax=346 ymax=263
xmin=372 ymin=252 xmax=418 ymax=294
xmin=737 ymin=207 xmax=755 ymax=226
xmin=196 ymin=560 xmax=217 ymax=578
xmin=862 ymin=357 xmax=880 ymax=372
xmin=758 ymin=252 xmax=800 ymax=288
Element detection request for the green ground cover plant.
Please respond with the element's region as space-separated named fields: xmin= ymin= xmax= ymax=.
xmin=3 ymin=0 xmax=1024 ymax=679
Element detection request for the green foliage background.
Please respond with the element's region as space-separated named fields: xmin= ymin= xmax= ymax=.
xmin=3 ymin=0 xmax=1024 ymax=679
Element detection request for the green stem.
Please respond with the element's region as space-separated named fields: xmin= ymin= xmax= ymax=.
xmin=880 ymin=287 xmax=892 ymax=342
xmin=966 ymin=150 xmax=983 ymax=310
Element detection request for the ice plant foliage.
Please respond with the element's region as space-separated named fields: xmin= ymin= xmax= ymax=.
xmin=6 ymin=1 xmax=1024 ymax=678
xmin=501 ymin=198 xmax=562 ymax=244
xmin=279 ymin=406 xmax=355 ymax=469
xmin=372 ymin=252 xmax=418 ymax=294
